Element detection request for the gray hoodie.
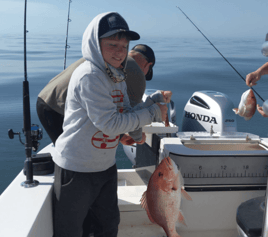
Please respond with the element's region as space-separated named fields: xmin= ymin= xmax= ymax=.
xmin=53 ymin=12 xmax=162 ymax=172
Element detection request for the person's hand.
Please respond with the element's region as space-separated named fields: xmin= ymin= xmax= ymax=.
xmin=246 ymin=71 xmax=261 ymax=87
xmin=136 ymin=132 xmax=146 ymax=144
xmin=120 ymin=133 xmax=146 ymax=145
xmin=120 ymin=134 xmax=135 ymax=146
xmin=161 ymin=91 xmax=172 ymax=103
xmin=157 ymin=103 xmax=168 ymax=121
xmin=257 ymin=104 xmax=268 ymax=117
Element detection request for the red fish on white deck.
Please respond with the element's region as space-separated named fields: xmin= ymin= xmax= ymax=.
xmin=233 ymin=89 xmax=257 ymax=121
xmin=140 ymin=157 xmax=192 ymax=237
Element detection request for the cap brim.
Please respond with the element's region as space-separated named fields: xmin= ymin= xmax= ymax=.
xmin=100 ymin=29 xmax=140 ymax=40
xmin=146 ymin=68 xmax=153 ymax=81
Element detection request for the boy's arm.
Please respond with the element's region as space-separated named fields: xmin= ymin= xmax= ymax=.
xmin=127 ymin=90 xmax=170 ymax=142
xmin=76 ymin=75 xmax=162 ymax=136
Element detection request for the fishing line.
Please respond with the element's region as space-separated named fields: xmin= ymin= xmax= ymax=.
xmin=176 ymin=6 xmax=264 ymax=102
xmin=64 ymin=0 xmax=72 ymax=70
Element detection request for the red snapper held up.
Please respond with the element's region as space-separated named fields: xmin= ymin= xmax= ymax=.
xmin=140 ymin=157 xmax=192 ymax=237
xmin=233 ymin=89 xmax=257 ymax=121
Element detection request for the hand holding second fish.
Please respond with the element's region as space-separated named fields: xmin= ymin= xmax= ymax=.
xmin=246 ymin=62 xmax=268 ymax=87
xmin=257 ymin=104 xmax=268 ymax=118
xmin=246 ymin=70 xmax=261 ymax=87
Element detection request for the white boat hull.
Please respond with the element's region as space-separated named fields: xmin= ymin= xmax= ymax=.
xmin=0 ymin=142 xmax=265 ymax=237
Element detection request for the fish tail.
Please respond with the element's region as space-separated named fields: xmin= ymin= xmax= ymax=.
xmin=167 ymin=230 xmax=182 ymax=237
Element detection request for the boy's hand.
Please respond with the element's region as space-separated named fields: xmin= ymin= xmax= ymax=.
xmin=157 ymin=103 xmax=168 ymax=121
xmin=136 ymin=132 xmax=146 ymax=144
xmin=161 ymin=91 xmax=172 ymax=103
xmin=120 ymin=134 xmax=135 ymax=145
xmin=120 ymin=132 xmax=146 ymax=145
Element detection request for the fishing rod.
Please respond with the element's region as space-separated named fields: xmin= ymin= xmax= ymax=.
xmin=8 ymin=0 xmax=44 ymax=188
xmin=21 ymin=0 xmax=39 ymax=187
xmin=63 ymin=0 xmax=72 ymax=70
xmin=176 ymin=6 xmax=264 ymax=102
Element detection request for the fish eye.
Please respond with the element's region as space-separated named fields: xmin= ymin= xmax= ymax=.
xmin=158 ymin=172 xmax=163 ymax=177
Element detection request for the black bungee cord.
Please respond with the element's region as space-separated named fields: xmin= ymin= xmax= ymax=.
xmin=176 ymin=6 xmax=264 ymax=102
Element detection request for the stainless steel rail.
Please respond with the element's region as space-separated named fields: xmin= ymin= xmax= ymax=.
xmin=262 ymin=177 xmax=268 ymax=237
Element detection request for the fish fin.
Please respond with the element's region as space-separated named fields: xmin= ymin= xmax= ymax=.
xmin=172 ymin=173 xmax=181 ymax=191
xmin=140 ymin=191 xmax=147 ymax=209
xmin=181 ymin=188 xmax=192 ymax=201
xmin=241 ymin=105 xmax=247 ymax=116
xmin=178 ymin=211 xmax=187 ymax=227
xmin=232 ymin=108 xmax=238 ymax=114
xmin=140 ymin=191 xmax=156 ymax=224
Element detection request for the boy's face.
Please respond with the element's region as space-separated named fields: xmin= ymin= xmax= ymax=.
xmin=100 ymin=35 xmax=129 ymax=68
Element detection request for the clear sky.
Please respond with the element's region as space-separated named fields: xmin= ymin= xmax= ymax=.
xmin=0 ymin=0 xmax=267 ymax=39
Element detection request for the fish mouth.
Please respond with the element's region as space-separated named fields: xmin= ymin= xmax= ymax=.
xmin=164 ymin=157 xmax=173 ymax=170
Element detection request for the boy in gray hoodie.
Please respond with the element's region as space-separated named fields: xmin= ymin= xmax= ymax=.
xmin=53 ymin=12 xmax=169 ymax=237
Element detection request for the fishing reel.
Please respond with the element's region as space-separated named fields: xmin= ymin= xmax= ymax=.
xmin=8 ymin=124 xmax=43 ymax=152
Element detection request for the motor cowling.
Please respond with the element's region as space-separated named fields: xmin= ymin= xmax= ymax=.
xmin=181 ymin=91 xmax=237 ymax=133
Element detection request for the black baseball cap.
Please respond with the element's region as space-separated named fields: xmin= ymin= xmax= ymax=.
xmin=132 ymin=44 xmax=155 ymax=81
xmin=99 ymin=13 xmax=140 ymax=41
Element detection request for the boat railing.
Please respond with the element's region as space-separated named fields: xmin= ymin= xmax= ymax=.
xmin=262 ymin=177 xmax=268 ymax=237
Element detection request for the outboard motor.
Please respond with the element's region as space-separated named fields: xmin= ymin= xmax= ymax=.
xmin=181 ymin=91 xmax=237 ymax=133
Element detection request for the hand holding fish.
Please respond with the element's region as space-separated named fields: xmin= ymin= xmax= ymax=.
xmin=141 ymin=157 xmax=192 ymax=237
xmin=161 ymin=91 xmax=173 ymax=103
xmin=246 ymin=71 xmax=261 ymax=87
xmin=246 ymin=62 xmax=268 ymax=87
xmin=257 ymin=104 xmax=268 ymax=118
xmin=157 ymin=103 xmax=168 ymax=121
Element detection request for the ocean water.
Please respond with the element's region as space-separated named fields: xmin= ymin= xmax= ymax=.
xmin=0 ymin=34 xmax=267 ymax=194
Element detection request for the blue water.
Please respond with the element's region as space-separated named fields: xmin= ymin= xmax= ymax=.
xmin=0 ymin=34 xmax=267 ymax=194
